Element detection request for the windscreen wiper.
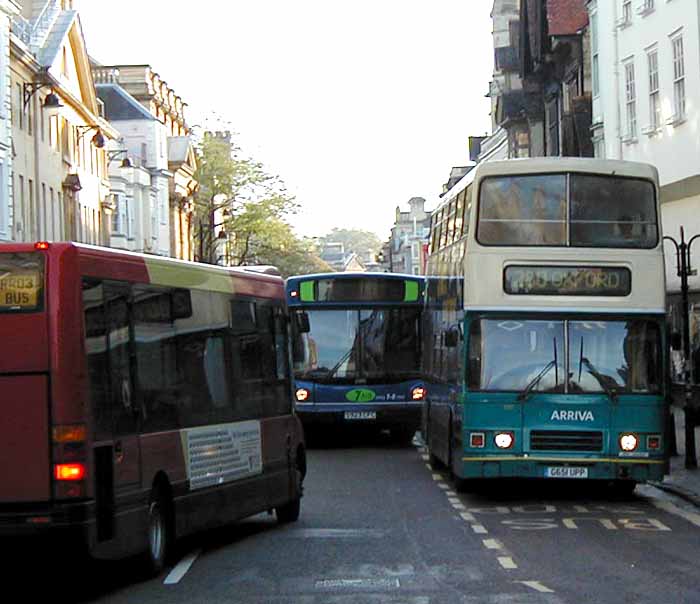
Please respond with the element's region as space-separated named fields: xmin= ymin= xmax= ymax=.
xmin=581 ymin=357 xmax=618 ymax=403
xmin=517 ymin=337 xmax=559 ymax=402
xmin=517 ymin=360 xmax=557 ymax=401
xmin=577 ymin=337 xmax=618 ymax=402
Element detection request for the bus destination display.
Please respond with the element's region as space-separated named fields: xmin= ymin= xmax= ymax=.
xmin=300 ymin=278 xmax=420 ymax=303
xmin=504 ymin=266 xmax=631 ymax=296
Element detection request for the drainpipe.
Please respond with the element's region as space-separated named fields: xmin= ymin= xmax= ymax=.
xmin=612 ymin=0 xmax=623 ymax=159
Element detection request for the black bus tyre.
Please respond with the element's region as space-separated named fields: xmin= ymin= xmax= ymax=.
xmin=276 ymin=497 xmax=301 ymax=523
xmin=392 ymin=427 xmax=415 ymax=446
xmin=612 ymin=480 xmax=637 ymax=496
xmin=141 ymin=488 xmax=172 ymax=577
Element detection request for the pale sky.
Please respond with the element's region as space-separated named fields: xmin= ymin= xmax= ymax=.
xmin=78 ymin=1 xmax=494 ymax=240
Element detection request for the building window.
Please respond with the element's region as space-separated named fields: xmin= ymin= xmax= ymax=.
xmin=621 ymin=1 xmax=632 ymax=25
xmin=16 ymin=84 xmax=23 ymax=131
xmin=591 ymin=11 xmax=600 ymax=96
xmin=509 ymin=126 xmax=530 ymax=158
xmin=546 ymin=97 xmax=560 ymax=156
xmin=624 ymin=60 xmax=637 ymax=139
xmin=647 ymin=49 xmax=660 ymax=130
xmin=671 ymin=34 xmax=685 ymax=122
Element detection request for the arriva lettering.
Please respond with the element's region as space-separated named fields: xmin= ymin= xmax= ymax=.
xmin=550 ymin=410 xmax=595 ymax=422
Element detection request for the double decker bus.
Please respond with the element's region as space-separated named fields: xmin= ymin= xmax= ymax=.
xmin=0 ymin=243 xmax=305 ymax=573
xmin=286 ymin=272 xmax=425 ymax=443
xmin=424 ymin=158 xmax=668 ymax=491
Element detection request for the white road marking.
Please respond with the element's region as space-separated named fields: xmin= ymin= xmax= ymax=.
xmin=437 ymin=483 xmax=449 ymax=490
xmin=447 ymin=497 xmax=461 ymax=504
xmin=450 ymin=501 xmax=466 ymax=511
xmin=444 ymin=490 xmax=456 ymax=496
xmin=482 ymin=539 xmax=502 ymax=550
xmin=460 ymin=512 xmax=476 ymax=522
xmin=518 ymin=580 xmax=555 ymax=593
xmin=497 ymin=556 xmax=517 ymax=569
xmin=163 ymin=549 xmax=201 ymax=585
xmin=472 ymin=524 xmax=488 ymax=534
xmin=432 ymin=473 xmax=442 ymax=481
xmin=421 ymin=454 xmax=429 ymax=461
xmin=651 ymin=500 xmax=700 ymax=528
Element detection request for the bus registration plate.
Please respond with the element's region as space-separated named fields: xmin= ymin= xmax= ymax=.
xmin=545 ymin=466 xmax=588 ymax=479
xmin=344 ymin=411 xmax=376 ymax=421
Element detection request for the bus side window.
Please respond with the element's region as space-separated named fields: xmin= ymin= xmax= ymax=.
xmin=104 ymin=281 xmax=138 ymax=436
xmin=82 ymin=279 xmax=111 ymax=440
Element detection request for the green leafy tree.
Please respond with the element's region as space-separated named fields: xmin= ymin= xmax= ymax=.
xmin=319 ymin=228 xmax=382 ymax=262
xmin=193 ymin=129 xmax=328 ymax=275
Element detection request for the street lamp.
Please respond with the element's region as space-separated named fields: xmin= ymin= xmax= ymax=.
xmin=76 ymin=125 xmax=106 ymax=149
xmin=664 ymin=226 xmax=700 ymax=469
xmin=107 ymin=149 xmax=132 ymax=168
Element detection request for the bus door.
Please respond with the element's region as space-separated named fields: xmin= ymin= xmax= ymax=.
xmin=86 ymin=280 xmax=142 ymax=541
xmin=104 ymin=283 xmax=141 ymax=521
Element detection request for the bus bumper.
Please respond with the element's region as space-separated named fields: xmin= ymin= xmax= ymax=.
xmin=295 ymin=402 xmax=422 ymax=430
xmin=456 ymin=456 xmax=666 ymax=482
xmin=0 ymin=499 xmax=95 ymax=544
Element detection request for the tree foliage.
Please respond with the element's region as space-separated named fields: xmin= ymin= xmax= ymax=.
xmin=319 ymin=228 xmax=383 ymax=260
xmin=193 ymin=130 xmax=327 ymax=276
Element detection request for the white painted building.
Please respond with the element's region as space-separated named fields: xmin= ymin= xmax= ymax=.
xmin=0 ymin=2 xmax=19 ymax=241
xmin=588 ymin=0 xmax=700 ymax=374
xmin=589 ymin=1 xmax=700 ymax=280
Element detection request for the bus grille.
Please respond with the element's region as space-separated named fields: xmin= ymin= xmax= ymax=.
xmin=530 ymin=430 xmax=603 ymax=452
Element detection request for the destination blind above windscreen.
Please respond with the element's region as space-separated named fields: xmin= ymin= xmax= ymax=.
xmin=504 ymin=266 xmax=631 ymax=296
xmin=298 ymin=278 xmax=420 ymax=303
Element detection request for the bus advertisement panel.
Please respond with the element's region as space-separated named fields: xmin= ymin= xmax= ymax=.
xmin=424 ymin=158 xmax=668 ymax=492
xmin=0 ymin=243 xmax=305 ymax=574
xmin=287 ymin=273 xmax=425 ymax=443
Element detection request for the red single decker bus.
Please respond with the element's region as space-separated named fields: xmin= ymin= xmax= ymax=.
xmin=0 ymin=242 xmax=306 ymax=574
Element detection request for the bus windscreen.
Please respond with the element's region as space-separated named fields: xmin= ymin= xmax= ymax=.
xmin=0 ymin=253 xmax=44 ymax=312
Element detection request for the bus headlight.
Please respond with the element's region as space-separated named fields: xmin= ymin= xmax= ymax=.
xmin=494 ymin=432 xmax=514 ymax=449
xmin=619 ymin=433 xmax=638 ymax=452
xmin=295 ymin=388 xmax=310 ymax=402
xmin=411 ymin=386 xmax=426 ymax=401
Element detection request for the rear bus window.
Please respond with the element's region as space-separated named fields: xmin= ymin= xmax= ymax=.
xmin=0 ymin=253 xmax=44 ymax=312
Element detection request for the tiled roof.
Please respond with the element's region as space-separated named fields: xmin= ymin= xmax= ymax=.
xmin=547 ymin=0 xmax=588 ymax=36
xmin=96 ymin=84 xmax=156 ymax=121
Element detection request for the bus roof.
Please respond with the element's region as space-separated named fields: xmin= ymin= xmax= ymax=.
xmin=0 ymin=242 xmax=285 ymax=299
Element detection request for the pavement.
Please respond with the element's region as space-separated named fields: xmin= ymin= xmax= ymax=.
xmin=649 ymin=403 xmax=700 ymax=507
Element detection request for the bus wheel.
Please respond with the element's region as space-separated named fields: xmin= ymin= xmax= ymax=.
xmin=142 ymin=488 xmax=172 ymax=576
xmin=275 ymin=497 xmax=301 ymax=524
xmin=612 ymin=480 xmax=637 ymax=496
xmin=392 ymin=427 xmax=415 ymax=446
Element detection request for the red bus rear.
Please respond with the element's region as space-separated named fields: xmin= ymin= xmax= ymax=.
xmin=0 ymin=243 xmax=305 ymax=573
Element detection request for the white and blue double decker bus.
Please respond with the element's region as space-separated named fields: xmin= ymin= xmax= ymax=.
xmin=424 ymin=158 xmax=669 ymax=491
xmin=286 ymin=273 xmax=425 ymax=443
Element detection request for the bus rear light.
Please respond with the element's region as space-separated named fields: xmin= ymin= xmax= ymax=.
xmin=494 ymin=432 xmax=514 ymax=449
xmin=470 ymin=432 xmax=485 ymax=448
xmin=34 ymin=241 xmax=49 ymax=250
xmin=52 ymin=424 xmax=87 ymax=443
xmin=619 ymin=433 xmax=638 ymax=452
xmin=411 ymin=386 xmax=427 ymax=401
xmin=647 ymin=435 xmax=661 ymax=450
xmin=290 ymin=290 xmax=299 ymax=298
xmin=295 ymin=388 xmax=310 ymax=402
xmin=54 ymin=463 xmax=86 ymax=481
